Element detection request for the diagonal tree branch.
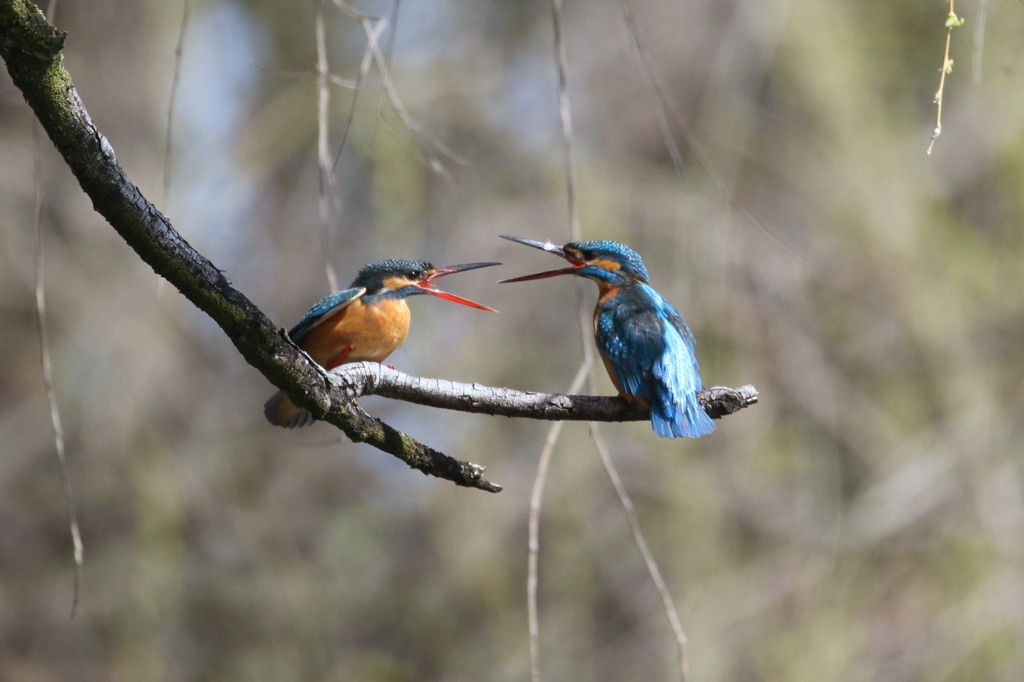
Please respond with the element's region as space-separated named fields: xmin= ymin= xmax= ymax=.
xmin=1 ymin=0 xmax=757 ymax=494
xmin=0 ymin=0 xmax=499 ymax=492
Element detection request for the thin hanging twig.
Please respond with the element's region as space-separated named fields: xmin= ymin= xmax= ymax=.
xmin=34 ymin=121 xmax=83 ymax=618
xmin=928 ymin=1 xmax=965 ymax=155
xmin=330 ymin=6 xmax=383 ymax=170
xmin=527 ymin=362 xmax=591 ymax=682
xmin=617 ymin=0 xmax=687 ymax=184
xmin=551 ymin=0 xmax=579 ymax=239
xmin=315 ymin=0 xmax=339 ymax=292
xmin=334 ymin=0 xmax=463 ymax=175
xmin=526 ymin=3 xmax=585 ymax=679
xmin=971 ymin=0 xmax=988 ymax=85
xmin=534 ymin=4 xmax=691 ymax=679
xmin=591 ymin=424 xmax=690 ymax=681
xmin=161 ymin=0 xmax=188 ymax=210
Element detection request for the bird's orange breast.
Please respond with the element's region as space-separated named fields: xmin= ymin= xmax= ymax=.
xmin=300 ymin=298 xmax=411 ymax=368
xmin=595 ymin=283 xmax=621 ymax=307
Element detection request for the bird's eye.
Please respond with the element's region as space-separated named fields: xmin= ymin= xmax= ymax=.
xmin=408 ymin=269 xmax=422 ymax=280
xmin=582 ymin=250 xmax=596 ymax=261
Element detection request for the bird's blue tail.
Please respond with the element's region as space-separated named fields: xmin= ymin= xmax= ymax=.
xmin=651 ymin=392 xmax=715 ymax=439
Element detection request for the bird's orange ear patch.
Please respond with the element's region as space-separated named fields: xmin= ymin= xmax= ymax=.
xmin=591 ymin=258 xmax=621 ymax=271
xmin=382 ymin=275 xmax=415 ymax=290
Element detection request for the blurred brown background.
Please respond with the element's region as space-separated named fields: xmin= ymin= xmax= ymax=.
xmin=3 ymin=0 xmax=1024 ymax=680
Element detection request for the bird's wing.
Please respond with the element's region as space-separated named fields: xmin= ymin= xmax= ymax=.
xmin=650 ymin=298 xmax=714 ymax=438
xmin=644 ymin=292 xmax=702 ymax=398
xmin=596 ymin=301 xmax=667 ymax=401
xmin=652 ymin=313 xmax=703 ymax=404
xmin=598 ymin=286 xmax=714 ymax=437
xmin=660 ymin=304 xmax=697 ymax=357
xmin=286 ymin=287 xmax=367 ymax=343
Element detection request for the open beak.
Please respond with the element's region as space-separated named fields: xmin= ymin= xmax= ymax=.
xmin=498 ymin=235 xmax=585 ymax=282
xmin=417 ymin=262 xmax=500 ymax=312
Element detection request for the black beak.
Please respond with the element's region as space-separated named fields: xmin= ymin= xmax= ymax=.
xmin=498 ymin=236 xmax=584 ymax=282
xmin=416 ymin=262 xmax=500 ymax=311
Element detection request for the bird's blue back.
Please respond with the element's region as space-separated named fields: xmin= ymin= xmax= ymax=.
xmin=595 ymin=283 xmax=714 ymax=438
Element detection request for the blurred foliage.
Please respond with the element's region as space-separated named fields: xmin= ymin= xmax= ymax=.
xmin=3 ymin=0 xmax=1024 ymax=680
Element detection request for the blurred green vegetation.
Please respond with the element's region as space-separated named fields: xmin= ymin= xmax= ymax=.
xmin=3 ymin=0 xmax=1024 ymax=680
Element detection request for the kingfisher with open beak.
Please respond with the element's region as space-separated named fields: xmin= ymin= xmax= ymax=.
xmin=500 ymin=236 xmax=714 ymax=438
xmin=265 ymin=259 xmax=499 ymax=428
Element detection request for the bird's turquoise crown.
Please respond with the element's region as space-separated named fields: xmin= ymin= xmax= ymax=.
xmin=566 ymin=240 xmax=650 ymax=283
xmin=351 ymin=259 xmax=431 ymax=289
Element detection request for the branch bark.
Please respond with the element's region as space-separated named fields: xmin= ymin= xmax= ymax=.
xmin=1 ymin=0 xmax=757 ymax=493
xmin=329 ymin=362 xmax=758 ymax=422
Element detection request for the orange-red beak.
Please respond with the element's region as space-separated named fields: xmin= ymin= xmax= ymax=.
xmin=416 ymin=262 xmax=500 ymax=312
xmin=498 ymin=235 xmax=585 ymax=282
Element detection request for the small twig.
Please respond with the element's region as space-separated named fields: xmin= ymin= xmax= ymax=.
xmin=972 ymin=0 xmax=988 ymax=85
xmin=550 ymin=0 xmax=579 ymax=241
xmin=34 ymin=119 xmax=82 ymax=618
xmin=928 ymin=3 xmax=965 ymax=155
xmin=330 ymin=7 xmax=380 ymax=170
xmin=532 ymin=4 xmax=581 ymax=668
xmin=592 ymin=424 xmax=689 ymax=681
xmin=315 ymin=0 xmax=339 ymax=292
xmin=527 ymin=362 xmax=590 ymax=682
xmin=617 ymin=0 xmax=687 ymax=184
xmin=333 ymin=0 xmax=462 ymax=175
xmin=161 ymin=0 xmax=188 ymax=210
xmin=28 ymin=0 xmax=82 ymax=621
xmin=155 ymin=0 xmax=188 ymax=303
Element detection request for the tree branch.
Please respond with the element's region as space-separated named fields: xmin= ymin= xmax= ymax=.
xmin=329 ymin=362 xmax=757 ymax=422
xmin=1 ymin=0 xmax=757 ymax=494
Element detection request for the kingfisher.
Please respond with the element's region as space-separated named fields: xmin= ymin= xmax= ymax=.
xmin=264 ymin=258 xmax=499 ymax=428
xmin=500 ymin=236 xmax=714 ymax=438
